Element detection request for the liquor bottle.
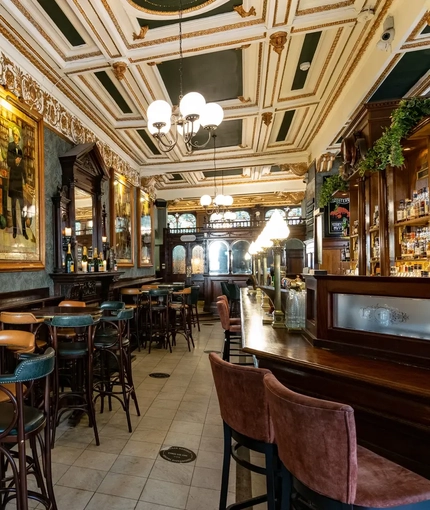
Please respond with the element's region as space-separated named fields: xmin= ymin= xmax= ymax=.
xmin=93 ymin=247 xmax=99 ymax=272
xmin=82 ymin=246 xmax=88 ymax=273
xmin=65 ymin=243 xmax=74 ymax=273
xmin=99 ymin=249 xmax=105 ymax=272
xmin=345 ymin=243 xmax=350 ymax=261
xmin=113 ymin=252 xmax=118 ymax=271
xmin=397 ymin=200 xmax=405 ymax=222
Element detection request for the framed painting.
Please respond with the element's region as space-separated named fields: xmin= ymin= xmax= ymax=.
xmin=137 ymin=188 xmax=154 ymax=267
xmin=0 ymin=89 xmax=45 ymax=271
xmin=110 ymin=175 xmax=134 ymax=267
xmin=325 ymin=197 xmax=350 ymax=237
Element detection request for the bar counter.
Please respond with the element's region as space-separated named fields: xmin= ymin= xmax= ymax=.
xmin=240 ymin=288 xmax=430 ymax=478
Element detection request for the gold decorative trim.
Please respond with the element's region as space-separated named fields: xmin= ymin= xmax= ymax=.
xmin=270 ymin=32 xmax=288 ymax=55
xmin=126 ymin=0 xmax=215 ymax=15
xmin=407 ymin=73 xmax=430 ymax=97
xmin=262 ymin=112 xmax=273 ymax=126
xmin=65 ymin=64 xmax=110 ymax=76
xmin=297 ymin=0 xmax=354 ymax=16
xmin=79 ymin=76 xmax=116 ymax=119
xmin=238 ymin=96 xmax=251 ymax=103
xmin=279 ymin=163 xmax=308 ymax=176
xmin=291 ymin=18 xmax=355 ymax=33
xmin=239 ymin=44 xmax=251 ymax=50
xmin=406 ymin=12 xmax=428 ymax=41
xmin=401 ymin=40 xmax=430 ymax=50
xmin=363 ymin=54 xmax=401 ymax=102
xmin=112 ymin=61 xmax=128 ymax=80
xmin=234 ymin=5 xmax=257 ymax=18
xmin=133 ymin=25 xmax=149 ymax=41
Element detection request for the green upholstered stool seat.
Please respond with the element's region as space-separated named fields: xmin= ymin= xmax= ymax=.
xmin=0 ymin=402 xmax=44 ymax=435
xmin=57 ymin=341 xmax=88 ymax=356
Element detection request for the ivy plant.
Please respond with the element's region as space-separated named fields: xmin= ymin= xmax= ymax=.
xmin=319 ymin=174 xmax=348 ymax=207
xmin=358 ymin=97 xmax=430 ymax=175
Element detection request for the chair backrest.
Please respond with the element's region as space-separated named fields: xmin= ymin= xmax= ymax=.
xmin=220 ymin=282 xmax=230 ymax=300
xmin=116 ymin=308 xmax=134 ymax=320
xmin=227 ymin=283 xmax=241 ymax=300
xmin=100 ymin=301 xmax=125 ymax=311
xmin=148 ymin=289 xmax=170 ymax=297
xmin=11 ymin=347 xmax=55 ymax=382
xmin=209 ymin=353 xmax=274 ymax=443
xmin=190 ymin=286 xmax=199 ymax=305
xmin=50 ymin=314 xmax=95 ymax=328
xmin=217 ymin=295 xmax=228 ymax=305
xmin=263 ymin=373 xmax=358 ymax=504
xmin=59 ymin=300 xmax=86 ymax=307
xmin=0 ymin=330 xmax=35 ymax=353
xmin=216 ymin=299 xmax=230 ymax=330
xmin=0 ymin=311 xmax=40 ymax=325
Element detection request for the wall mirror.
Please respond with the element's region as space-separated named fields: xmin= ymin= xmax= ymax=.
xmin=74 ymin=187 xmax=93 ymax=249
xmin=110 ymin=175 xmax=134 ymax=267
xmin=137 ymin=189 xmax=153 ymax=267
xmin=209 ymin=240 xmax=229 ymax=274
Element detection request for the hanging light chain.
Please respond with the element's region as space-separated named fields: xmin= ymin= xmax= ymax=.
xmin=179 ymin=0 xmax=183 ymax=101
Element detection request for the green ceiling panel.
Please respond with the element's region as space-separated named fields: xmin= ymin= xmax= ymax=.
xmin=137 ymin=129 xmax=161 ymax=155
xmin=95 ymin=71 xmax=132 ymax=114
xmin=131 ymin=0 xmax=209 ymax=13
xmin=138 ymin=0 xmax=237 ymax=29
xmin=421 ymin=25 xmax=430 ymax=35
xmin=36 ymin=0 xmax=85 ymax=46
xmin=193 ymin=119 xmax=242 ymax=150
xmin=276 ymin=110 xmax=295 ymax=142
xmin=370 ymin=49 xmax=430 ymax=101
xmin=158 ymin=49 xmax=243 ymax=105
xmin=203 ymin=168 xmax=243 ymax=178
xmin=270 ymin=166 xmax=281 ymax=173
xmin=169 ymin=173 xmax=184 ymax=181
xmin=291 ymin=31 xmax=322 ymax=90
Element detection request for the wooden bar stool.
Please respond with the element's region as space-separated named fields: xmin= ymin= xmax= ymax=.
xmin=170 ymin=287 xmax=194 ymax=351
xmin=209 ymin=353 xmax=280 ymax=510
xmin=120 ymin=288 xmax=143 ymax=351
xmin=0 ymin=347 xmax=56 ymax=510
xmin=0 ymin=311 xmax=47 ymax=352
xmin=263 ymin=373 xmax=430 ymax=510
xmin=147 ymin=289 xmax=171 ymax=353
xmin=190 ymin=285 xmax=200 ymax=332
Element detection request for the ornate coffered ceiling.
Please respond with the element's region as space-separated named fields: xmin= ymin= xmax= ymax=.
xmin=0 ymin=0 xmax=429 ymax=209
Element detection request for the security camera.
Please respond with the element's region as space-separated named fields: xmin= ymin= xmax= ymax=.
xmin=377 ymin=16 xmax=395 ymax=51
xmin=302 ymin=173 xmax=308 ymax=184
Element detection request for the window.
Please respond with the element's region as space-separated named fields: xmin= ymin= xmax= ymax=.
xmin=265 ymin=208 xmax=286 ymax=220
xmin=172 ymin=245 xmax=186 ymax=274
xmin=209 ymin=241 xmax=229 ymax=274
xmin=234 ymin=210 xmax=250 ymax=225
xmin=232 ymin=240 xmax=251 ymax=274
xmin=178 ymin=213 xmax=196 ymax=229
xmin=167 ymin=214 xmax=176 ymax=228
xmin=288 ymin=207 xmax=302 ymax=217
xmin=191 ymin=245 xmax=204 ymax=274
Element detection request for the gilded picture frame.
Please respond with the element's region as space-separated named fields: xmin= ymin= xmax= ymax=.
xmin=0 ymin=89 xmax=45 ymax=271
xmin=137 ymin=188 xmax=154 ymax=267
xmin=110 ymin=175 xmax=135 ymax=267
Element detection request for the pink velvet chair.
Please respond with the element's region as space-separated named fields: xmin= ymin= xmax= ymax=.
xmin=209 ymin=353 xmax=280 ymax=510
xmin=263 ymin=373 xmax=430 ymax=510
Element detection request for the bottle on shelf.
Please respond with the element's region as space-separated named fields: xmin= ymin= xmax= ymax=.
xmin=345 ymin=243 xmax=350 ymax=261
xmin=65 ymin=243 xmax=74 ymax=273
xmin=81 ymin=246 xmax=88 ymax=273
xmin=397 ymin=200 xmax=405 ymax=222
xmin=98 ymin=249 xmax=104 ymax=272
xmin=93 ymin=247 xmax=99 ymax=272
xmin=113 ymin=251 xmax=118 ymax=271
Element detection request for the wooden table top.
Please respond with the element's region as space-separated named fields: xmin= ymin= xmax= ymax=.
xmin=240 ymin=289 xmax=430 ymax=399
xmin=30 ymin=306 xmax=101 ymax=319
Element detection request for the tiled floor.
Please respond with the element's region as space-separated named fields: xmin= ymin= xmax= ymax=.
xmin=34 ymin=320 xmax=252 ymax=510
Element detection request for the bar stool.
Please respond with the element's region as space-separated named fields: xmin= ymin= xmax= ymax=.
xmin=263 ymin=373 xmax=430 ymax=510
xmin=93 ymin=304 xmax=140 ymax=432
xmin=120 ymin=288 xmax=143 ymax=351
xmin=0 ymin=311 xmax=47 ymax=352
xmin=0 ymin=347 xmax=56 ymax=510
xmin=56 ymin=301 xmax=86 ymax=341
xmin=48 ymin=314 xmax=100 ymax=446
xmin=170 ymin=287 xmax=194 ymax=351
xmin=190 ymin=285 xmax=200 ymax=331
xmin=209 ymin=353 xmax=280 ymax=510
xmin=147 ymin=289 xmax=171 ymax=353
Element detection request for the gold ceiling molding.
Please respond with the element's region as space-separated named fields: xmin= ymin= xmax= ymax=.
xmin=302 ymin=0 xmax=393 ymax=150
xmin=363 ymin=54 xmax=400 ymax=102
xmin=140 ymin=176 xmax=159 ymax=201
xmin=238 ymin=96 xmax=251 ymax=103
xmin=0 ymin=52 xmax=139 ymax=185
xmin=269 ymin=32 xmax=288 ymax=55
xmin=401 ymin=40 xmax=430 ymax=50
xmin=280 ymin=162 xmax=308 ymax=176
xmin=234 ymin=5 xmax=257 ymax=18
xmin=406 ymin=12 xmax=428 ymax=41
xmin=296 ymin=0 xmax=354 ymax=16
xmin=112 ymin=61 xmax=128 ymax=80
xmin=262 ymin=112 xmax=273 ymax=126
xmin=65 ymin=64 xmax=110 ymax=76
xmin=126 ymin=0 xmax=215 ymax=15
xmin=239 ymin=44 xmax=251 ymax=50
xmin=133 ymin=25 xmax=149 ymax=41
xmin=316 ymin=153 xmax=336 ymax=172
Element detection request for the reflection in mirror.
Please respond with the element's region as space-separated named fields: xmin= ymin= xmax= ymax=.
xmin=209 ymin=241 xmax=228 ymax=274
xmin=232 ymin=240 xmax=251 ymax=274
xmin=138 ymin=190 xmax=153 ymax=267
xmin=112 ymin=178 xmax=134 ymax=266
xmin=191 ymin=245 xmax=204 ymax=274
xmin=172 ymin=245 xmax=186 ymax=274
xmin=74 ymin=187 xmax=93 ymax=249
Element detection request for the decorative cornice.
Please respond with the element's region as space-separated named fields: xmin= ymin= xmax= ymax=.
xmin=262 ymin=112 xmax=273 ymax=126
xmin=234 ymin=5 xmax=257 ymax=18
xmin=0 ymin=52 xmax=139 ymax=185
xmin=238 ymin=96 xmax=251 ymax=103
xmin=280 ymin=163 xmax=308 ymax=176
xmin=133 ymin=26 xmax=149 ymax=41
xmin=126 ymin=0 xmax=215 ymax=15
xmin=291 ymin=18 xmax=355 ymax=33
xmin=112 ymin=61 xmax=128 ymax=80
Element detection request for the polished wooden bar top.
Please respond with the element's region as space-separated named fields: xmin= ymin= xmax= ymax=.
xmin=240 ymin=289 xmax=430 ymax=399
xmin=29 ymin=306 xmax=101 ymax=319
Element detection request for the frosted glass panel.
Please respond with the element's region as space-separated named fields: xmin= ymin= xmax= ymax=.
xmin=172 ymin=245 xmax=186 ymax=274
xmin=333 ymin=293 xmax=430 ymax=340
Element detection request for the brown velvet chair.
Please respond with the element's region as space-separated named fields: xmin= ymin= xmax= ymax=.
xmin=216 ymin=299 xmax=252 ymax=365
xmin=209 ymin=353 xmax=280 ymax=510
xmin=263 ymin=373 xmax=430 ymax=510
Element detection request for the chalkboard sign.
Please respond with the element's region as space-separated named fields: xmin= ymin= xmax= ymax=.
xmin=76 ymin=244 xmax=83 ymax=270
xmin=325 ymin=197 xmax=350 ymax=237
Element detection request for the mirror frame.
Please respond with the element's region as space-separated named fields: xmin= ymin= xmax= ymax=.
xmin=110 ymin=174 xmax=135 ymax=267
xmin=137 ymin=188 xmax=154 ymax=267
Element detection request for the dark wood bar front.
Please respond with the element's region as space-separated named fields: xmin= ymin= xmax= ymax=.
xmin=240 ymin=288 xmax=430 ymax=479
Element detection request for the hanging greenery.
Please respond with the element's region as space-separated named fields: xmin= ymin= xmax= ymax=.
xmin=318 ymin=174 xmax=348 ymax=207
xmin=358 ymin=97 xmax=430 ymax=175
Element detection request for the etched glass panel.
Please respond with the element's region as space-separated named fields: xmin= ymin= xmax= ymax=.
xmin=333 ymin=293 xmax=430 ymax=340
xmin=232 ymin=240 xmax=251 ymax=274
xmin=178 ymin=213 xmax=196 ymax=230
xmin=191 ymin=245 xmax=204 ymax=274
xmin=172 ymin=245 xmax=186 ymax=274
xmin=209 ymin=241 xmax=228 ymax=274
